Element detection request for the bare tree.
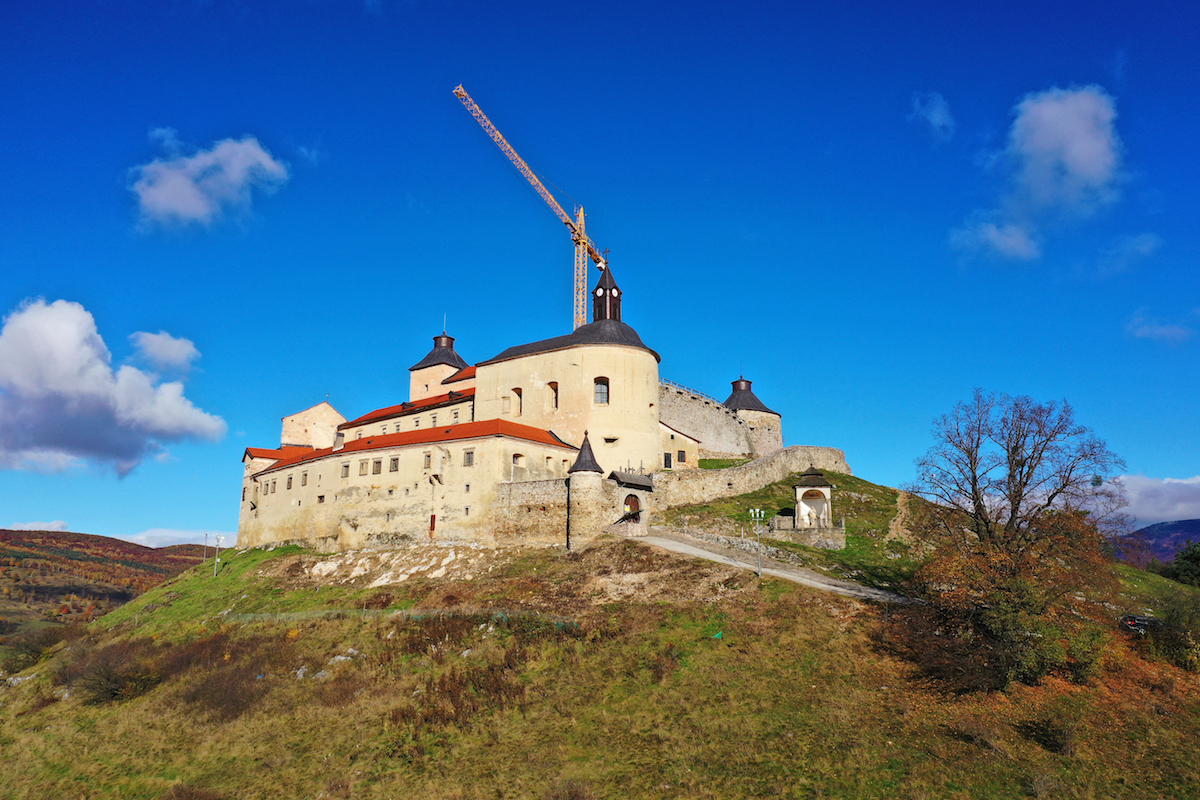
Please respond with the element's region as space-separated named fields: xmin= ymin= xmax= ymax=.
xmin=914 ymin=389 xmax=1128 ymax=551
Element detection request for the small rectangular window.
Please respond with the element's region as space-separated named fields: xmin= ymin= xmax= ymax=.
xmin=390 ymin=457 xmax=399 ymax=472
xmin=452 ymin=410 xmax=459 ymax=424
xmin=463 ymin=450 xmax=474 ymax=467
xmin=381 ymin=426 xmax=387 ymax=435
xmin=271 ymin=479 xmax=277 ymax=493
xmin=678 ymin=450 xmax=686 ymax=463
xmin=464 ymin=507 xmax=470 ymax=516
xmin=465 ymin=483 xmax=470 ymax=493
xmin=423 ymin=453 xmax=431 ymax=469
xmin=414 ymin=418 xmax=420 ymax=428
xmin=431 ymin=414 xmax=437 ymax=426
xmin=372 ymin=459 xmax=382 ymax=475
xmin=286 ymin=475 xmax=293 ymax=490
xmin=301 ymin=471 xmax=308 ymax=486
xmin=395 ymin=423 xmax=402 ymax=433
xmin=317 ymin=495 xmax=325 ymax=504
xmin=356 ymin=431 xmax=363 ymax=439
xmin=341 ymin=463 xmax=350 ymax=478
xmin=549 ymin=381 xmax=559 ymax=409
xmin=359 ymin=460 xmax=369 ymax=476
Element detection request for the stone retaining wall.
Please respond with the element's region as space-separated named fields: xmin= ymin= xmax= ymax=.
xmin=652 ymin=445 xmax=850 ymax=509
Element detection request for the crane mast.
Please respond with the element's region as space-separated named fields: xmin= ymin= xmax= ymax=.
xmin=453 ymin=84 xmax=606 ymax=330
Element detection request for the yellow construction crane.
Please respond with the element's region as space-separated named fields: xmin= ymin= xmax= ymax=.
xmin=453 ymin=84 xmax=606 ymax=330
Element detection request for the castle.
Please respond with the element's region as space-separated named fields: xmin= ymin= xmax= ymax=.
xmin=238 ymin=266 xmax=848 ymax=550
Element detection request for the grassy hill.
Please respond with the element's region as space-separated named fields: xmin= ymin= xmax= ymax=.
xmin=1 ymin=514 xmax=1198 ymax=799
xmin=0 ymin=529 xmax=204 ymax=661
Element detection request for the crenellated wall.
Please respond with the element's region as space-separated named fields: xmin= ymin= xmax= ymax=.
xmin=658 ymin=383 xmax=754 ymax=457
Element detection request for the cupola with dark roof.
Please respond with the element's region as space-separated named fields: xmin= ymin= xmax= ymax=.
xmin=409 ymin=333 xmax=470 ymax=372
xmin=723 ymin=377 xmax=779 ymax=416
xmin=592 ymin=265 xmax=621 ymax=323
xmin=568 ymin=431 xmax=603 ymax=474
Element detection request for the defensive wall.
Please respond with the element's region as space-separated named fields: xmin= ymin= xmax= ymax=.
xmin=658 ymin=381 xmax=755 ymax=458
xmin=653 ymin=445 xmax=850 ymax=509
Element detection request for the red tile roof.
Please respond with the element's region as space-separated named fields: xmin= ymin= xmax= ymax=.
xmin=253 ymin=419 xmax=576 ymax=477
xmin=338 ymin=388 xmax=476 ymax=430
xmin=442 ymin=365 xmax=476 ymax=384
xmin=243 ymin=446 xmax=313 ymax=462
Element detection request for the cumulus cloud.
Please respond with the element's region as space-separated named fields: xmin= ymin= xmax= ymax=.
xmin=130 ymin=129 xmax=289 ymax=227
xmin=9 ymin=520 xmax=68 ymax=532
xmin=952 ymin=85 xmax=1125 ymax=260
xmin=1126 ymin=308 xmax=1193 ymax=343
xmin=1122 ymin=475 xmax=1200 ymax=527
xmin=1097 ymin=233 xmax=1161 ymax=276
xmin=130 ymin=330 xmax=200 ymax=371
xmin=908 ymin=91 xmax=956 ymax=141
xmin=0 ymin=299 xmax=226 ymax=475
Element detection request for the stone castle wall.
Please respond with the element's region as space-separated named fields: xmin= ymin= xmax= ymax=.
xmin=658 ymin=383 xmax=753 ymax=458
xmin=653 ymin=445 xmax=850 ymax=509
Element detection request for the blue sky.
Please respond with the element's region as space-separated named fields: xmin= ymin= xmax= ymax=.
xmin=2 ymin=0 xmax=1197 ymax=545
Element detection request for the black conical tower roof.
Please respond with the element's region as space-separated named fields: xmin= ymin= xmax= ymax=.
xmin=723 ymin=377 xmax=778 ymax=415
xmin=409 ymin=333 xmax=469 ymax=372
xmin=568 ymin=431 xmax=603 ymax=474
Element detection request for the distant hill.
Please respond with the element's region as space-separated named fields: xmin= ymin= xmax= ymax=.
xmin=1119 ymin=519 xmax=1200 ymax=564
xmin=0 ymin=529 xmax=205 ymax=634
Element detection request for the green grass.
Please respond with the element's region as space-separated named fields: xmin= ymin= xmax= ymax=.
xmin=698 ymin=457 xmax=751 ymax=469
xmin=3 ymin=538 xmax=1198 ymax=799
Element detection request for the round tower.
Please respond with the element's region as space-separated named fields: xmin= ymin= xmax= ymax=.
xmin=723 ymin=377 xmax=782 ymax=456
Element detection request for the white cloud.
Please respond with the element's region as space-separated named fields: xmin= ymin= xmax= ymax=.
xmin=950 ymin=220 xmax=1041 ymax=260
xmin=0 ymin=299 xmax=226 ymax=475
xmin=130 ymin=129 xmax=289 ymax=227
xmin=908 ymin=91 xmax=955 ymax=141
xmin=118 ymin=528 xmax=235 ymax=548
xmin=1126 ymin=308 xmax=1193 ymax=343
xmin=9 ymin=520 xmax=68 ymax=532
xmin=130 ymin=330 xmax=200 ymax=371
xmin=1098 ymin=233 xmax=1161 ymax=276
xmin=953 ymin=85 xmax=1124 ymax=260
xmin=1122 ymin=475 xmax=1200 ymax=527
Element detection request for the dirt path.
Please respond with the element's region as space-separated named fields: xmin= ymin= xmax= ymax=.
xmin=635 ymin=531 xmax=913 ymax=604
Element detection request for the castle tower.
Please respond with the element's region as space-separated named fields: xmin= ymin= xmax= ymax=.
xmin=566 ymin=431 xmax=605 ymax=549
xmin=409 ymin=332 xmax=470 ymax=402
xmin=592 ymin=266 xmax=622 ymax=322
xmin=723 ymin=377 xmax=783 ymax=456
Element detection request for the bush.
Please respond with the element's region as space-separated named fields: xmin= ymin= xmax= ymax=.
xmin=56 ymin=639 xmax=162 ymax=703
xmin=2 ymin=626 xmax=66 ymax=673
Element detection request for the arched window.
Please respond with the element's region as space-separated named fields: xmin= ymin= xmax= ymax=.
xmin=594 ymin=377 xmax=609 ymax=405
xmin=548 ymin=381 xmax=559 ymax=409
xmin=512 ymin=388 xmax=522 ymax=416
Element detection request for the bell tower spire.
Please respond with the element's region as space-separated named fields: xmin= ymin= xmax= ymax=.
xmin=591 ymin=266 xmax=621 ymax=323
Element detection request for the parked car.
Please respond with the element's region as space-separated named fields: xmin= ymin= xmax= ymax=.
xmin=1119 ymin=614 xmax=1162 ymax=635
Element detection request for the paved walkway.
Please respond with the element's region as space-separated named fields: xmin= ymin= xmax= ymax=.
xmin=637 ymin=533 xmax=913 ymax=604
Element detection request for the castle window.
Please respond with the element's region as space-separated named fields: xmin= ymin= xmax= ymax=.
xmin=549 ymin=381 xmax=559 ymax=409
xmin=465 ymin=507 xmax=470 ymax=516
xmin=594 ymin=377 xmax=609 ymax=404
xmin=431 ymin=414 xmax=438 ymax=426
xmin=271 ymin=480 xmax=277 ymax=493
xmin=604 ymin=437 xmax=618 ymax=445
xmin=301 ymin=471 xmax=308 ymax=486
xmin=463 ymin=450 xmax=474 ymax=467
xmin=664 ymin=452 xmax=672 ymax=469
xmin=286 ymin=475 xmax=293 ymax=490
xmin=381 ymin=426 xmax=387 ymax=435
xmin=359 ymin=460 xmax=369 ymax=476
xmin=390 ymin=457 xmax=399 ymax=472
xmin=395 ymin=423 xmax=402 ymax=433
xmin=545 ymin=456 xmax=552 ymax=469
xmin=372 ymin=459 xmax=382 ymax=475
xmin=512 ymin=388 xmax=522 ymax=416
xmin=452 ymin=410 xmax=459 ymax=424
xmin=356 ymin=431 xmax=363 ymax=439
xmin=423 ymin=452 xmax=432 ymax=469
xmin=242 ymin=487 xmax=245 ymax=501
xmin=414 ymin=418 xmax=420 ymax=428
xmin=465 ymin=483 xmax=470 ymax=493
xmin=341 ymin=462 xmax=350 ymax=478
xmin=678 ymin=451 xmax=686 ymax=463
xmin=317 ymin=495 xmax=325 ymax=503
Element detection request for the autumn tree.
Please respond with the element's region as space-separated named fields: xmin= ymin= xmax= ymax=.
xmin=906 ymin=390 xmax=1128 ymax=688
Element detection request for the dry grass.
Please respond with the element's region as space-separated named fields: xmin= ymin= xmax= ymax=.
xmin=2 ymin=540 xmax=1198 ymax=799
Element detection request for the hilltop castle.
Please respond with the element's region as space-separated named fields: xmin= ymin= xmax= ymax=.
xmin=238 ymin=266 xmax=846 ymax=550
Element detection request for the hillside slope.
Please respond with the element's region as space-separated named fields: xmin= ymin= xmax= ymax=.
xmin=1 ymin=539 xmax=1197 ymax=800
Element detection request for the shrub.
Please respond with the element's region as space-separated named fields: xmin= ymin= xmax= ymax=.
xmin=2 ymin=626 xmax=66 ymax=673
xmin=56 ymin=639 xmax=162 ymax=704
